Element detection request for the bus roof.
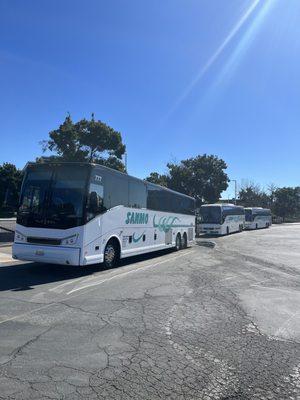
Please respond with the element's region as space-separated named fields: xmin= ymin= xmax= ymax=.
xmin=201 ymin=203 xmax=241 ymax=208
xmin=245 ymin=207 xmax=271 ymax=212
xmin=25 ymin=161 xmax=195 ymax=201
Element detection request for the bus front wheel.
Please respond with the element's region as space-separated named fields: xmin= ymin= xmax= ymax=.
xmin=104 ymin=239 xmax=120 ymax=268
xmin=226 ymin=226 xmax=229 ymax=235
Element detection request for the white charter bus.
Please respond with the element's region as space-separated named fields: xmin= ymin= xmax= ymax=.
xmin=244 ymin=207 xmax=272 ymax=230
xmin=199 ymin=203 xmax=245 ymax=235
xmin=13 ymin=162 xmax=195 ymax=267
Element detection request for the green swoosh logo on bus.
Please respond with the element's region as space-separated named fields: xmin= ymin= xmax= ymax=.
xmin=132 ymin=232 xmax=145 ymax=243
xmin=153 ymin=215 xmax=180 ymax=233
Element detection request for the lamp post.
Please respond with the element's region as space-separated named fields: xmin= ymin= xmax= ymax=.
xmin=232 ymin=179 xmax=237 ymax=205
xmin=125 ymin=152 xmax=128 ymax=173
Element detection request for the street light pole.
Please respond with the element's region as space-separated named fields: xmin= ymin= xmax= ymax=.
xmin=232 ymin=179 xmax=237 ymax=204
xmin=125 ymin=152 xmax=128 ymax=173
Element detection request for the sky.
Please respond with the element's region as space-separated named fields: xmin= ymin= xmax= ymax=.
xmin=1 ymin=0 xmax=300 ymax=199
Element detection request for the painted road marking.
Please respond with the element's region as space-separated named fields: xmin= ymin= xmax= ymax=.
xmin=0 ymin=249 xmax=196 ymax=326
xmin=50 ymin=250 xmax=195 ymax=294
xmin=0 ymin=252 xmax=18 ymax=264
xmin=67 ymin=250 xmax=197 ymax=295
xmin=49 ymin=278 xmax=88 ymax=293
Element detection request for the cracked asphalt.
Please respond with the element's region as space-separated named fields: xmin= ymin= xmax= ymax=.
xmin=1 ymin=224 xmax=300 ymax=399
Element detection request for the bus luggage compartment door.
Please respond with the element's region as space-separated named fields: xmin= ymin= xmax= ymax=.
xmin=188 ymin=227 xmax=194 ymax=241
xmin=165 ymin=230 xmax=172 ymax=245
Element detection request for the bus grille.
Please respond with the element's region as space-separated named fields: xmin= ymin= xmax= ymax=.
xmin=27 ymin=237 xmax=61 ymax=246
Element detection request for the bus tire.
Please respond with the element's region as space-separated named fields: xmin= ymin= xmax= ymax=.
xmin=103 ymin=239 xmax=120 ymax=268
xmin=175 ymin=233 xmax=181 ymax=251
xmin=226 ymin=226 xmax=229 ymax=235
xmin=182 ymin=232 xmax=188 ymax=249
xmin=256 ymin=223 xmax=258 ymax=229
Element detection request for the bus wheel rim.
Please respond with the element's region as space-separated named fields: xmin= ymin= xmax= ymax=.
xmin=105 ymin=245 xmax=115 ymax=264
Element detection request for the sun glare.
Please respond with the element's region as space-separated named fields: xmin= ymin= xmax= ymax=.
xmin=165 ymin=0 xmax=276 ymax=120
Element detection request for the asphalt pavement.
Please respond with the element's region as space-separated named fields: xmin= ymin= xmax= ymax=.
xmin=0 ymin=224 xmax=300 ymax=399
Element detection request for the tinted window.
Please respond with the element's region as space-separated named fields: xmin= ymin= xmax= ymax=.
xmin=201 ymin=206 xmax=221 ymax=224
xmin=223 ymin=206 xmax=245 ymax=216
xmin=86 ymin=182 xmax=105 ymax=221
xmin=147 ymin=185 xmax=171 ymax=213
xmin=181 ymin=197 xmax=195 ymax=215
xmin=104 ymin=171 xmax=129 ymax=209
xmin=17 ymin=165 xmax=89 ymax=229
xmin=245 ymin=209 xmax=253 ymax=221
xmin=129 ymin=179 xmax=147 ymax=208
xmin=254 ymin=208 xmax=271 ymax=217
xmin=19 ymin=168 xmax=53 ymax=216
xmin=46 ymin=166 xmax=87 ymax=228
xmin=147 ymin=183 xmax=194 ymax=215
xmin=147 ymin=184 xmax=162 ymax=211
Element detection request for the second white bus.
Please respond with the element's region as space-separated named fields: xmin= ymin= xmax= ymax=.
xmin=199 ymin=203 xmax=245 ymax=236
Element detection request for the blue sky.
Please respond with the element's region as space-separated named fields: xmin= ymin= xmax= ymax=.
xmin=1 ymin=0 xmax=300 ymax=198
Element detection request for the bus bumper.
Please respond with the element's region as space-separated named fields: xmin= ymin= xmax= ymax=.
xmin=12 ymin=243 xmax=81 ymax=266
xmin=244 ymin=223 xmax=253 ymax=230
xmin=200 ymin=226 xmax=222 ymax=235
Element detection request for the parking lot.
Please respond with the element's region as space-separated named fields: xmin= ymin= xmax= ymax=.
xmin=0 ymin=224 xmax=300 ymax=399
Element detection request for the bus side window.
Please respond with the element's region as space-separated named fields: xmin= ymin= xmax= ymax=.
xmin=104 ymin=173 xmax=129 ymax=210
xmin=129 ymin=180 xmax=147 ymax=209
xmin=87 ymin=183 xmax=104 ymax=221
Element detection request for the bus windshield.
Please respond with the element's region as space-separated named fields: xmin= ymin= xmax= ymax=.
xmin=201 ymin=206 xmax=221 ymax=224
xmin=17 ymin=165 xmax=89 ymax=229
xmin=245 ymin=209 xmax=253 ymax=222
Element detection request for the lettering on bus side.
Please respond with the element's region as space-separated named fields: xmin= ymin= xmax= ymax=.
xmin=125 ymin=212 xmax=149 ymax=225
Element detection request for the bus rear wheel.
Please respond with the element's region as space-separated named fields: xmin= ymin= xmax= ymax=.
xmin=104 ymin=239 xmax=120 ymax=268
xmin=182 ymin=233 xmax=188 ymax=249
xmin=226 ymin=226 xmax=229 ymax=235
xmin=175 ymin=233 xmax=182 ymax=251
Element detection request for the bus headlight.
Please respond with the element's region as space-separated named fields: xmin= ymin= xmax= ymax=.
xmin=15 ymin=231 xmax=26 ymax=242
xmin=61 ymin=234 xmax=78 ymax=246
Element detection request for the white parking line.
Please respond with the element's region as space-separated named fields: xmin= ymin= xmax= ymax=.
xmin=67 ymin=250 xmax=196 ymax=295
xmin=49 ymin=278 xmax=87 ymax=293
xmin=0 ymin=249 xmax=196 ymax=326
xmin=50 ymin=250 xmax=195 ymax=294
xmin=0 ymin=252 xmax=18 ymax=264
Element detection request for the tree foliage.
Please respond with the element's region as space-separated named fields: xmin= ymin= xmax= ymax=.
xmin=42 ymin=114 xmax=126 ymax=171
xmin=238 ymin=182 xmax=300 ymax=220
xmin=238 ymin=182 xmax=270 ymax=208
xmin=272 ymin=187 xmax=300 ymax=220
xmin=145 ymin=172 xmax=169 ymax=187
xmin=0 ymin=163 xmax=23 ymax=212
xmin=146 ymin=154 xmax=229 ymax=205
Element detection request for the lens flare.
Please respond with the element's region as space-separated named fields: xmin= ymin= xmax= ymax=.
xmin=211 ymin=0 xmax=276 ymax=90
xmin=165 ymin=0 xmax=275 ymax=120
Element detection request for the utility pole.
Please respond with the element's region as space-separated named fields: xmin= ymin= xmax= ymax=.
xmin=232 ymin=179 xmax=237 ymax=204
xmin=125 ymin=152 xmax=128 ymax=173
